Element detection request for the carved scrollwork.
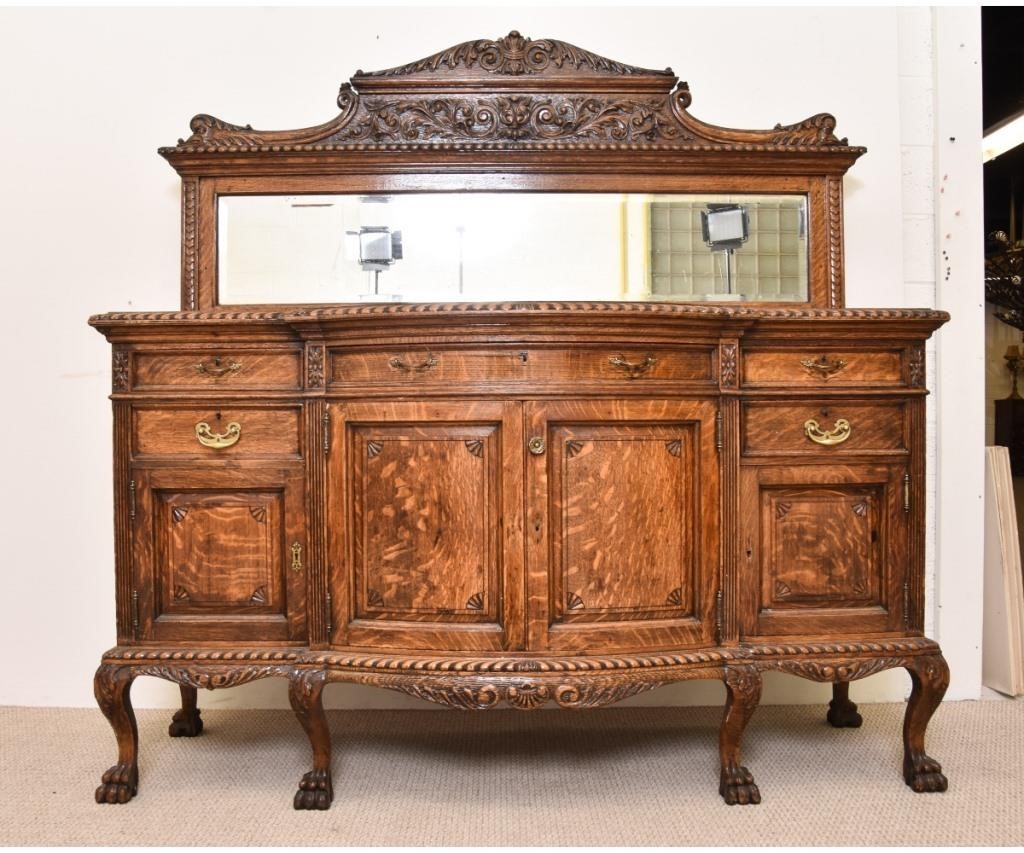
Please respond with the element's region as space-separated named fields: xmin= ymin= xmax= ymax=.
xmin=128 ymin=664 xmax=294 ymax=690
xmin=371 ymin=676 xmax=663 ymax=710
xmin=329 ymin=94 xmax=690 ymax=145
xmin=770 ymin=657 xmax=906 ymax=682
xmin=770 ymin=113 xmax=846 ymax=146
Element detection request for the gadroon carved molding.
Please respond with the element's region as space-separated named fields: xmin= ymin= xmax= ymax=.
xmin=159 ymin=31 xmax=864 ymax=157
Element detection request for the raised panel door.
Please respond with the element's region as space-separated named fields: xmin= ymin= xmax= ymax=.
xmin=327 ymin=401 xmax=523 ymax=651
xmin=133 ymin=467 xmax=306 ymax=643
xmin=739 ymin=463 xmax=908 ymax=638
xmin=526 ymin=399 xmax=720 ymax=652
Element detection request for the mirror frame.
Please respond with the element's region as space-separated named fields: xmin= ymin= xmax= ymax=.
xmin=159 ymin=31 xmax=865 ymax=311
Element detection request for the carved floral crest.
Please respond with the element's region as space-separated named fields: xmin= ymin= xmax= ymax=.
xmin=358 ymin=30 xmax=667 ymax=78
xmin=164 ymin=31 xmax=859 ymax=154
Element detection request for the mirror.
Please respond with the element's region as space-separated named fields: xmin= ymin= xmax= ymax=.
xmin=218 ymin=193 xmax=808 ymax=305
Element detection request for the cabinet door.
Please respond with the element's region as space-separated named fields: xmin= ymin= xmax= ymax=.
xmin=739 ymin=463 xmax=908 ymax=638
xmin=328 ymin=401 xmax=523 ymax=652
xmin=133 ymin=467 xmax=306 ymax=643
xmin=526 ymin=400 xmax=720 ymax=652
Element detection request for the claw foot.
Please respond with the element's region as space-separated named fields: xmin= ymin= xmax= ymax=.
xmin=719 ymin=765 xmax=761 ymax=805
xmin=903 ymin=753 xmax=947 ymax=792
xmin=826 ymin=698 xmax=862 ymax=728
xmin=294 ymin=769 xmax=333 ymax=810
xmin=95 ymin=763 xmax=138 ymax=804
xmin=168 ymin=708 xmax=203 ymax=737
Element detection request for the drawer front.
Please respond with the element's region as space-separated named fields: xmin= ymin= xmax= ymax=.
xmin=329 ymin=346 xmax=714 ymax=387
xmin=133 ymin=406 xmax=302 ymax=459
xmin=742 ymin=348 xmax=904 ymax=388
xmin=742 ymin=400 xmax=908 ymax=456
xmin=132 ymin=349 xmax=302 ymax=390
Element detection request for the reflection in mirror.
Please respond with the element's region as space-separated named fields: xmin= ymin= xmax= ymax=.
xmin=218 ymin=193 xmax=808 ymax=305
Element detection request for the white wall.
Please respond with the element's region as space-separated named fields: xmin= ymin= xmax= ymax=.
xmin=0 ymin=6 xmax=983 ymax=710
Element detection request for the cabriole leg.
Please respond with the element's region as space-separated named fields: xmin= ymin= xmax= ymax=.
xmin=719 ymin=665 xmax=762 ymax=805
xmin=94 ymin=663 xmax=139 ymax=804
xmin=903 ymin=653 xmax=949 ymax=792
xmin=289 ymin=670 xmax=332 ymax=810
xmin=826 ymin=680 xmax=863 ymax=728
xmin=168 ymin=684 xmax=204 ymax=737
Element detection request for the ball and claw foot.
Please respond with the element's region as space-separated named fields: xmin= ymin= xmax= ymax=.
xmin=904 ymin=753 xmax=948 ymax=793
xmin=719 ymin=765 xmax=761 ymax=805
xmin=826 ymin=697 xmax=863 ymax=728
xmin=294 ymin=769 xmax=333 ymax=810
xmin=168 ymin=708 xmax=203 ymax=737
xmin=95 ymin=763 xmax=138 ymax=804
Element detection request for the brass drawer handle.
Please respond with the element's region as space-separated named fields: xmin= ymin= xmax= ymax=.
xmin=804 ymin=418 xmax=851 ymax=447
xmin=608 ymin=354 xmax=657 ymax=378
xmin=800 ymin=354 xmax=848 ymax=379
xmin=195 ymin=421 xmax=242 ymax=449
xmin=291 ymin=542 xmax=303 ymax=573
xmin=388 ymin=354 xmax=438 ymax=373
xmin=195 ymin=358 xmax=242 ymax=378
xmin=528 ymin=436 xmax=546 ymax=455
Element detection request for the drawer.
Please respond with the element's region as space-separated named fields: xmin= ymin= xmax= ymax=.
xmin=329 ymin=346 xmax=714 ymax=387
xmin=742 ymin=348 xmax=904 ymax=388
xmin=742 ymin=400 xmax=908 ymax=456
xmin=132 ymin=348 xmax=302 ymax=390
xmin=133 ymin=406 xmax=302 ymax=458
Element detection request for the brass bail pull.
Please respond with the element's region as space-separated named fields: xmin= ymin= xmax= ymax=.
xmin=803 ymin=418 xmax=852 ymax=446
xmin=195 ymin=421 xmax=242 ymax=449
xmin=608 ymin=354 xmax=657 ymax=378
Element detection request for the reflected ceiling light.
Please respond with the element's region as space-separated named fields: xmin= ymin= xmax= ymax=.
xmin=983 ymin=110 xmax=1024 ymax=162
xmin=701 ymin=203 xmax=749 ymax=251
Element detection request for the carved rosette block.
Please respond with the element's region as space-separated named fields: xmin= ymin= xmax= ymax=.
xmin=719 ymin=343 xmax=738 ymax=388
xmin=307 ymin=345 xmax=325 ymax=389
xmin=112 ymin=349 xmax=130 ymax=392
xmin=908 ymin=345 xmax=925 ymax=387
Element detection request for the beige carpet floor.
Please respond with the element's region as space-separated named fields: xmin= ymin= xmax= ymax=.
xmin=1 ymin=701 xmax=1021 ymax=846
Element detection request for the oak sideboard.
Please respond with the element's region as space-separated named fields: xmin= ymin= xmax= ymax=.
xmin=91 ymin=31 xmax=950 ymax=809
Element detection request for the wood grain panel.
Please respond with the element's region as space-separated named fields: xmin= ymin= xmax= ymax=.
xmin=739 ymin=464 xmax=906 ymax=638
xmin=329 ymin=346 xmax=714 ymax=388
xmin=133 ymin=467 xmax=306 ymax=643
xmin=742 ymin=348 xmax=903 ymax=387
xmin=555 ymin=427 xmax=693 ymax=618
xmin=353 ymin=425 xmax=495 ymax=618
xmin=133 ymin=406 xmax=301 ymax=459
xmin=157 ymin=490 xmax=283 ymax=615
xmin=327 ymin=400 xmax=522 ymax=652
xmin=742 ymin=400 xmax=906 ymax=456
xmin=526 ymin=399 xmax=719 ymax=652
xmin=133 ymin=348 xmax=301 ymax=390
